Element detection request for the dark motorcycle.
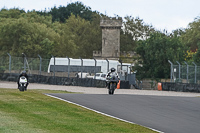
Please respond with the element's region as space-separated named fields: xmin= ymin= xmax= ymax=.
xmin=18 ymin=76 xmax=27 ymax=91
xmin=107 ymin=73 xmax=119 ymax=95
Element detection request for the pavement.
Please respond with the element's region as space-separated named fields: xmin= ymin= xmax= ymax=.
xmin=1 ymin=81 xmax=200 ymax=97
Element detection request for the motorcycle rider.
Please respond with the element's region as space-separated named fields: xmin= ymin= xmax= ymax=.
xmin=106 ymin=67 xmax=119 ymax=89
xmin=17 ymin=71 xmax=29 ymax=89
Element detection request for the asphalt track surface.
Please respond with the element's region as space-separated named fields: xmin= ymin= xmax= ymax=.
xmin=47 ymin=93 xmax=200 ymax=133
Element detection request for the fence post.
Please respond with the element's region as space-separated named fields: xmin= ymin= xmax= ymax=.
xmin=184 ymin=61 xmax=189 ymax=83
xmin=106 ymin=59 xmax=109 ymax=72
xmin=66 ymin=56 xmax=70 ymax=78
xmin=80 ymin=57 xmax=83 ymax=79
xmin=93 ymin=58 xmax=97 ymax=79
xmin=51 ymin=55 xmax=55 ymax=84
xmin=38 ymin=54 xmax=42 ymax=75
xmin=22 ymin=53 xmax=26 ymax=71
xmin=192 ymin=62 xmax=197 ymax=84
xmin=176 ymin=61 xmax=181 ymax=82
xmin=168 ymin=60 xmax=173 ymax=82
xmin=7 ymin=53 xmax=11 ymax=73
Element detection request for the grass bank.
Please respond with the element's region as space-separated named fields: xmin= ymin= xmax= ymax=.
xmin=0 ymin=88 xmax=156 ymax=133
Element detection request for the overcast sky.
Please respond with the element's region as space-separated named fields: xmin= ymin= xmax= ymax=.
xmin=1 ymin=0 xmax=200 ymax=33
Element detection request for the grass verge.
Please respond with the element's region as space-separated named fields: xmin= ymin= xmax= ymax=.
xmin=0 ymin=88 xmax=157 ymax=133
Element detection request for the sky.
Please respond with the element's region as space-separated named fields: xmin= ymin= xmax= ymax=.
xmin=1 ymin=0 xmax=200 ymax=33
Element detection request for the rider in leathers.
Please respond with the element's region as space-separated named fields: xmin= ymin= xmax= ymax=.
xmin=106 ymin=67 xmax=119 ymax=89
xmin=17 ymin=71 xmax=29 ymax=89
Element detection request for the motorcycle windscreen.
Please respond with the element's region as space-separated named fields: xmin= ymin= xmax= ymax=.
xmin=19 ymin=76 xmax=27 ymax=83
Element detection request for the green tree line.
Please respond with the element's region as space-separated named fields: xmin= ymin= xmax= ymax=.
xmin=1 ymin=2 xmax=200 ymax=79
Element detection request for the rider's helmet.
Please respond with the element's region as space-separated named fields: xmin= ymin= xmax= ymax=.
xmin=111 ymin=67 xmax=116 ymax=72
xmin=21 ymin=71 xmax=26 ymax=76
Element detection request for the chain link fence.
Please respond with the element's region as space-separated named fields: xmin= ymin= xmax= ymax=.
xmin=169 ymin=60 xmax=200 ymax=84
xmin=0 ymin=55 xmax=51 ymax=76
xmin=0 ymin=54 xmax=134 ymax=89
xmin=0 ymin=54 xmax=133 ymax=79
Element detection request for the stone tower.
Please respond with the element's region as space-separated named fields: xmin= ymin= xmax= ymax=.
xmin=94 ymin=17 xmax=122 ymax=60
xmin=101 ymin=17 xmax=122 ymax=60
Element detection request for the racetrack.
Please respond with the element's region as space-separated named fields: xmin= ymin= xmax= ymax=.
xmin=1 ymin=81 xmax=200 ymax=97
xmin=46 ymin=93 xmax=200 ymax=133
xmin=1 ymin=81 xmax=200 ymax=133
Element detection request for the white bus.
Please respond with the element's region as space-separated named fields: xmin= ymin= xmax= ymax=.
xmin=48 ymin=57 xmax=131 ymax=74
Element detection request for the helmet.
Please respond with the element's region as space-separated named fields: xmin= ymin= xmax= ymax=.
xmin=111 ymin=68 xmax=116 ymax=72
xmin=21 ymin=71 xmax=26 ymax=76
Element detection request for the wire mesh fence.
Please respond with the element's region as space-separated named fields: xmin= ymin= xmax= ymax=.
xmin=169 ymin=60 xmax=200 ymax=84
xmin=0 ymin=54 xmax=132 ymax=80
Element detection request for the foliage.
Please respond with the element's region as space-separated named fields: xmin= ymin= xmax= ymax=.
xmin=52 ymin=14 xmax=101 ymax=58
xmin=0 ymin=12 xmax=59 ymax=58
xmin=184 ymin=50 xmax=197 ymax=62
xmin=123 ymin=16 xmax=155 ymax=41
xmin=0 ymin=8 xmax=25 ymax=18
xmin=181 ymin=17 xmax=200 ymax=51
xmin=120 ymin=16 xmax=156 ymax=55
xmin=134 ymin=31 xmax=186 ymax=80
xmin=0 ymin=7 xmax=101 ymax=58
xmin=38 ymin=2 xmax=95 ymax=23
xmin=192 ymin=43 xmax=200 ymax=64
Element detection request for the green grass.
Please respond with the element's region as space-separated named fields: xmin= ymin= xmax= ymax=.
xmin=0 ymin=88 xmax=157 ymax=133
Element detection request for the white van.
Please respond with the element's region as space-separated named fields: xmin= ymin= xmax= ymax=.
xmin=93 ymin=73 xmax=107 ymax=80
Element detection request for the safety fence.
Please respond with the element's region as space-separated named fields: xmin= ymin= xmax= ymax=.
xmin=0 ymin=54 xmax=134 ymax=89
xmin=0 ymin=55 xmax=50 ymax=76
xmin=168 ymin=60 xmax=200 ymax=84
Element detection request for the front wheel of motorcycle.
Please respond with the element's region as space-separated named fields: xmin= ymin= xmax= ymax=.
xmin=111 ymin=84 xmax=115 ymax=95
xmin=108 ymin=83 xmax=112 ymax=95
xmin=19 ymin=86 xmax=25 ymax=92
xmin=108 ymin=89 xmax=112 ymax=94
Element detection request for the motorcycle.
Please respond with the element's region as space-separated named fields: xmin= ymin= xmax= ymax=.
xmin=18 ymin=76 xmax=28 ymax=91
xmin=106 ymin=73 xmax=119 ymax=95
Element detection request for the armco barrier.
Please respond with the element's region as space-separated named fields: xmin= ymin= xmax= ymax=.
xmin=1 ymin=73 xmax=200 ymax=92
xmin=0 ymin=73 xmax=108 ymax=88
xmin=120 ymin=80 xmax=130 ymax=89
xmin=161 ymin=82 xmax=200 ymax=93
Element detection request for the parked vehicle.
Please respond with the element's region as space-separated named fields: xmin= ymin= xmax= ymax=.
xmin=93 ymin=73 xmax=106 ymax=80
xmin=75 ymin=72 xmax=91 ymax=78
xmin=106 ymin=73 xmax=119 ymax=95
xmin=18 ymin=76 xmax=28 ymax=91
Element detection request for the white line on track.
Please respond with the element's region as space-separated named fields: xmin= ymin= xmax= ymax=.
xmin=45 ymin=94 xmax=164 ymax=133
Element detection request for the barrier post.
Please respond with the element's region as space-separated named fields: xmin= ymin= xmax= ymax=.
xmin=106 ymin=59 xmax=109 ymax=72
xmin=80 ymin=57 xmax=83 ymax=79
xmin=184 ymin=61 xmax=189 ymax=83
xmin=22 ymin=53 xmax=26 ymax=71
xmin=38 ymin=54 xmax=42 ymax=75
xmin=7 ymin=53 xmax=11 ymax=73
xmin=176 ymin=61 xmax=181 ymax=82
xmin=168 ymin=60 xmax=173 ymax=82
xmin=66 ymin=56 xmax=70 ymax=78
xmin=94 ymin=58 xmax=97 ymax=79
xmin=192 ymin=62 xmax=197 ymax=84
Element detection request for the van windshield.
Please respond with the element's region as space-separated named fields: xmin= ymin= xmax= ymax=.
xmin=95 ymin=74 xmax=100 ymax=76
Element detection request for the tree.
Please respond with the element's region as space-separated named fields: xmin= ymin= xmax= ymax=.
xmin=0 ymin=8 xmax=25 ymax=19
xmin=0 ymin=10 xmax=59 ymax=57
xmin=181 ymin=17 xmax=200 ymax=51
xmin=122 ymin=16 xmax=155 ymax=41
xmin=63 ymin=14 xmax=101 ymax=58
xmin=134 ymin=31 xmax=185 ymax=80
xmin=48 ymin=2 xmax=94 ymax=23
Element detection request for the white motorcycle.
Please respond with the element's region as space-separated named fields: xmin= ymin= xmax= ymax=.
xmin=19 ymin=76 xmax=28 ymax=91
